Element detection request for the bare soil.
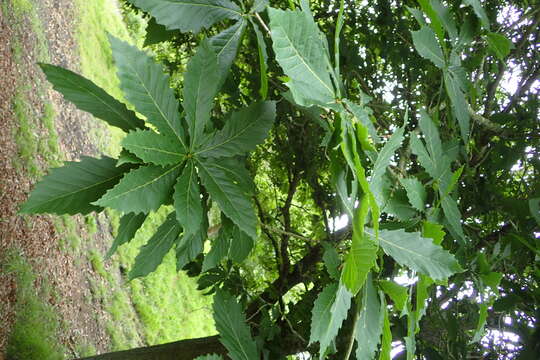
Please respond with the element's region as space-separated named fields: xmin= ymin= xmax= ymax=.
xmin=0 ymin=0 xmax=120 ymax=357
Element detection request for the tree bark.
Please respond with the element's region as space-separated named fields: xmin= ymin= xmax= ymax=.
xmin=77 ymin=335 xmax=226 ymax=360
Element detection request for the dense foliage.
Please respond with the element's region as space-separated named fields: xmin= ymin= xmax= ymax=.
xmin=21 ymin=0 xmax=539 ymax=359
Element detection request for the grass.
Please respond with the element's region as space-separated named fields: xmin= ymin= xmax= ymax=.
xmin=2 ymin=250 xmax=66 ymax=360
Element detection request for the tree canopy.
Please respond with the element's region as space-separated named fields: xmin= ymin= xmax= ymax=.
xmin=22 ymin=0 xmax=539 ymax=359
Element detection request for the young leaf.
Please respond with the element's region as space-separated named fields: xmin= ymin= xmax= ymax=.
xmin=39 ymin=64 xmax=145 ymax=132
xmin=106 ymin=212 xmax=148 ymax=258
xmin=122 ymin=129 xmax=186 ymax=166
xmin=128 ymin=212 xmax=180 ymax=279
xmin=20 ymin=156 xmax=129 ymax=215
xmin=268 ymin=8 xmax=336 ymax=107
xmin=196 ymin=158 xmax=257 ymax=239
xmin=213 ymin=290 xmax=259 ymax=360
xmin=309 ymin=283 xmax=353 ymax=358
xmin=195 ymin=101 xmax=276 ymax=158
xmin=209 ymin=20 xmax=246 ymax=85
xmin=183 ymin=41 xmax=220 ymax=147
xmin=411 ymin=26 xmax=445 ymax=68
xmin=370 ymin=228 xmax=463 ymax=280
xmin=343 ymin=99 xmax=380 ymax=143
xmin=109 ymin=36 xmax=187 ymax=148
xmin=173 ymin=161 xmax=203 ymax=237
xmin=129 ymin=0 xmax=242 ymax=34
xmin=355 ymin=275 xmax=382 ymax=360
xmin=342 ymin=232 xmax=378 ymax=295
xmin=400 ymin=177 xmax=427 ymax=211
xmin=94 ymin=163 xmax=182 ymax=213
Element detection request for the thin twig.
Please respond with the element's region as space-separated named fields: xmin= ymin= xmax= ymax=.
xmin=261 ymin=223 xmax=311 ymax=242
xmin=254 ymin=12 xmax=271 ymax=35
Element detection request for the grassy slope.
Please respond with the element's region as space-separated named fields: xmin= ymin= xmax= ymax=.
xmin=5 ymin=0 xmax=214 ymax=358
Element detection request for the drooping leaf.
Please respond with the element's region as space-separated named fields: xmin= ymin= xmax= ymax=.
xmin=144 ymin=17 xmax=178 ymax=46
xmin=355 ymin=275 xmax=382 ymax=360
xmin=309 ymin=283 xmax=353 ymax=358
xmin=268 ymin=8 xmax=336 ymax=107
xmin=400 ymin=177 xmax=427 ymax=211
xmin=173 ymin=161 xmax=203 ymax=237
xmin=94 ymin=163 xmax=182 ymax=213
xmin=197 ymin=158 xmax=257 ymax=239
xmin=20 ymin=156 xmax=129 ymax=215
xmin=195 ymin=101 xmax=276 ymax=158
xmin=411 ymin=26 xmax=445 ymax=68
xmin=471 ymin=303 xmax=489 ymax=343
xmin=209 ymin=20 xmax=246 ymax=85
xmin=380 ymin=280 xmax=408 ymax=314
xmin=322 ymin=242 xmax=340 ymax=280
xmin=529 ymin=198 xmax=540 ymax=226
xmin=444 ymin=69 xmax=470 ymax=143
xmin=440 ymin=195 xmax=466 ymax=243
xmin=417 ymin=0 xmax=445 ymax=42
xmin=343 ymin=99 xmax=380 ymax=143
xmin=463 ymin=0 xmax=490 ymax=29
xmin=486 ymin=32 xmax=514 ymax=60
xmin=183 ymin=41 xmax=220 ymax=147
xmin=176 ymin=229 xmax=205 ymax=270
xmin=39 ymin=64 xmax=145 ymax=132
xmin=370 ymin=228 xmax=463 ymax=280
xmin=213 ymin=290 xmax=259 ymax=360
xmin=228 ymin=225 xmax=254 ymax=263
xmin=415 ymin=275 xmax=434 ymax=328
xmin=202 ymin=220 xmax=233 ymax=272
xmin=122 ymin=129 xmax=186 ymax=166
xmin=129 ymin=212 xmax=181 ymax=279
xmin=379 ymin=295 xmax=392 ymax=360
xmin=106 ymin=212 xmax=148 ymax=258
xmin=430 ymin=0 xmax=458 ymax=40
xmin=129 ymin=0 xmax=242 ymax=34
xmin=109 ymin=36 xmax=186 ymax=148
xmin=250 ymin=19 xmax=269 ymax=99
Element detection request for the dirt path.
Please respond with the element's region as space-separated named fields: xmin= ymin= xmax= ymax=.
xmin=0 ymin=0 xmax=119 ymax=356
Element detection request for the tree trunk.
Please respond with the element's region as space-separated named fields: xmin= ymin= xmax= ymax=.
xmin=77 ymin=335 xmax=226 ymax=360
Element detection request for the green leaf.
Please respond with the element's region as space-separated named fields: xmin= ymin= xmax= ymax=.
xmin=213 ymin=290 xmax=259 ymax=360
xmin=197 ymin=158 xmax=257 ymax=239
xmin=176 ymin=230 xmax=205 ymax=270
xmin=343 ymin=99 xmax=380 ymax=143
xmin=355 ymin=275 xmax=382 ymax=360
xmin=322 ymin=242 xmax=340 ymax=280
xmin=415 ymin=275 xmax=434 ymax=328
xmin=440 ymin=195 xmax=466 ymax=243
xmin=129 ymin=212 xmax=180 ymax=279
xmin=370 ymin=228 xmax=462 ymax=280
xmin=250 ymin=19 xmax=269 ymax=99
xmin=411 ymin=26 xmax=445 ymax=68
xmin=380 ymin=280 xmax=408 ymax=313
xmin=400 ymin=178 xmax=427 ymax=211
xmin=20 ymin=156 xmax=129 ymax=215
xmin=202 ymin=220 xmax=233 ymax=272
xmin=109 ymin=36 xmax=186 ymax=148
xmin=39 ymin=64 xmax=145 ymax=132
xmin=463 ymin=0 xmax=490 ymax=29
xmin=183 ymin=41 xmax=220 ymax=147
xmin=309 ymin=283 xmax=353 ymax=358
xmin=173 ymin=161 xmax=203 ymax=237
xmin=228 ymin=225 xmax=254 ymax=263
xmin=117 ymin=149 xmax=143 ymax=167
xmin=481 ymin=271 xmax=502 ymax=295
xmin=379 ymin=296 xmax=392 ymax=360
xmin=106 ymin=212 xmax=147 ymax=258
xmin=250 ymin=0 xmax=268 ymax=13
xmin=444 ymin=68 xmax=470 ymax=143
xmin=529 ymin=198 xmax=540 ymax=226
xmin=122 ymin=129 xmax=186 ymax=166
xmin=268 ymin=8 xmax=336 ymax=107
xmin=342 ymin=198 xmax=378 ymax=294
xmin=144 ymin=17 xmax=178 ymax=46
xmin=430 ymin=0 xmax=458 ymax=40
xmin=417 ymin=0 xmax=445 ymax=42
xmin=371 ymin=124 xmax=406 ymax=207
xmin=422 ymin=221 xmax=445 ymax=245
xmin=194 ymin=355 xmax=223 ymax=360
xmin=209 ymin=20 xmax=246 ymax=85
xmin=195 ymin=101 xmax=276 ymax=158
xmin=94 ymin=163 xmax=182 ymax=213
xmin=487 ymin=32 xmax=514 ymax=60
xmin=129 ymin=0 xmax=242 ymax=33
xmin=471 ymin=303 xmax=488 ymax=343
